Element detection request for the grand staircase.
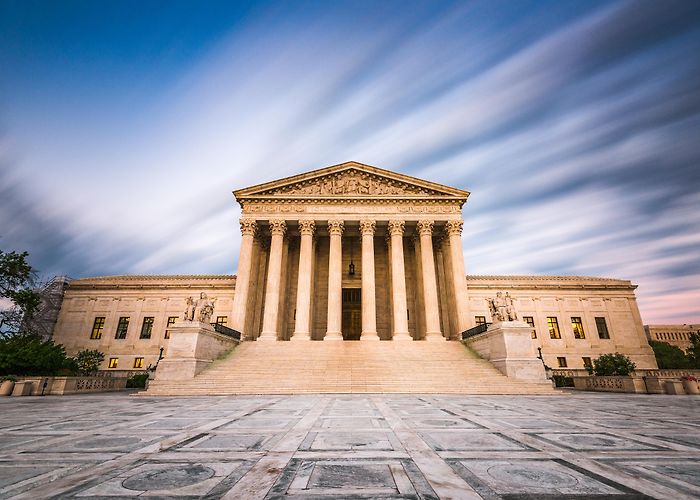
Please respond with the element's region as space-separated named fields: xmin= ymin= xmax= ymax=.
xmin=144 ymin=340 xmax=557 ymax=395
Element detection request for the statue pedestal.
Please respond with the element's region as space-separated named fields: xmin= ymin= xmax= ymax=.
xmin=464 ymin=321 xmax=548 ymax=384
xmin=153 ymin=321 xmax=238 ymax=381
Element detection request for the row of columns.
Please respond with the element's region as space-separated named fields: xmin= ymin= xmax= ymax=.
xmin=231 ymin=217 xmax=469 ymax=341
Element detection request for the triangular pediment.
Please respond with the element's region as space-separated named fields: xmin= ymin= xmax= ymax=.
xmin=234 ymin=161 xmax=469 ymax=201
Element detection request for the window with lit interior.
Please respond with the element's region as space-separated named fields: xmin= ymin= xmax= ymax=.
xmin=547 ymin=317 xmax=561 ymax=339
xmin=571 ymin=317 xmax=585 ymax=339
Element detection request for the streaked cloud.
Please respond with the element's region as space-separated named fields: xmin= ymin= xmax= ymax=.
xmin=0 ymin=0 xmax=698 ymax=322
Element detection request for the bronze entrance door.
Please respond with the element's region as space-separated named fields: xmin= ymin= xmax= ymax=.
xmin=341 ymin=288 xmax=361 ymax=340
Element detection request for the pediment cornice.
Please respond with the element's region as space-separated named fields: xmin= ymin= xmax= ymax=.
xmin=233 ymin=161 xmax=469 ymax=206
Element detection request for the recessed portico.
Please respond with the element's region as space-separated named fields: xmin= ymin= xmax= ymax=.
xmin=230 ymin=161 xmax=471 ymax=341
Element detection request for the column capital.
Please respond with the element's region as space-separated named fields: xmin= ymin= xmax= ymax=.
xmin=239 ymin=218 xmax=258 ymax=236
xmin=298 ymin=219 xmax=316 ymax=236
xmin=387 ymin=219 xmax=405 ymax=236
xmin=269 ymin=219 xmax=287 ymax=236
xmin=416 ymin=220 xmax=434 ymax=236
xmin=359 ymin=218 xmax=376 ymax=236
xmin=445 ymin=220 xmax=464 ymax=236
xmin=327 ymin=219 xmax=344 ymax=236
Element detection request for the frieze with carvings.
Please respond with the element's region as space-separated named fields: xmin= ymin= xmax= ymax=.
xmin=258 ymin=170 xmax=443 ymax=197
xmin=244 ymin=203 xmax=461 ymax=215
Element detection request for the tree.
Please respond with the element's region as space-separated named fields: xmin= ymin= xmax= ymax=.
xmin=648 ymin=340 xmax=690 ymax=369
xmin=592 ymin=353 xmax=636 ymax=376
xmin=687 ymin=332 xmax=700 ymax=369
xmin=0 ymin=250 xmax=41 ymax=337
xmin=74 ymin=349 xmax=105 ymax=375
xmin=0 ymin=334 xmax=74 ymax=376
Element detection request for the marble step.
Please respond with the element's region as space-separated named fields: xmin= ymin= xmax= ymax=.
xmin=144 ymin=340 xmax=556 ymax=395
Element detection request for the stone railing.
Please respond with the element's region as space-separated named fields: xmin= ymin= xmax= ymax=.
xmin=634 ymin=369 xmax=700 ymax=378
xmin=572 ymin=376 xmax=646 ymax=393
xmin=10 ymin=376 xmax=128 ymax=396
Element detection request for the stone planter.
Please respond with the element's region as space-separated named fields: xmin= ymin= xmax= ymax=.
xmin=682 ymin=379 xmax=699 ymax=395
xmin=664 ymin=380 xmax=685 ymax=395
xmin=0 ymin=380 xmax=15 ymax=396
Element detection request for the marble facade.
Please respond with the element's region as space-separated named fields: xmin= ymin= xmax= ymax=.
xmin=51 ymin=161 xmax=657 ymax=371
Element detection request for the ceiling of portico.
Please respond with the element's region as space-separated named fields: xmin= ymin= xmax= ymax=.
xmin=233 ymin=161 xmax=470 ymax=205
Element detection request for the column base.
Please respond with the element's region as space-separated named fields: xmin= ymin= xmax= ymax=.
xmin=360 ymin=332 xmax=379 ymax=341
xmin=258 ymin=332 xmax=278 ymax=341
xmin=424 ymin=332 xmax=445 ymax=341
xmin=324 ymin=331 xmax=343 ymax=341
xmin=290 ymin=333 xmax=310 ymax=341
xmin=392 ymin=332 xmax=413 ymax=341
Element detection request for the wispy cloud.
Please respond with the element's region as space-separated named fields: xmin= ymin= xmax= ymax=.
xmin=0 ymin=0 xmax=698 ymax=322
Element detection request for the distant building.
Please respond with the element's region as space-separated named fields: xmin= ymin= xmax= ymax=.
xmin=644 ymin=324 xmax=698 ymax=352
xmin=51 ymin=162 xmax=658 ymax=372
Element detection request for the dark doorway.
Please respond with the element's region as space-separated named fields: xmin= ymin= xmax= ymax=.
xmin=342 ymin=288 xmax=361 ymax=340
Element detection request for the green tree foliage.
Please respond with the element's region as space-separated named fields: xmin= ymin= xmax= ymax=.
xmin=0 ymin=250 xmax=41 ymax=337
xmin=592 ymin=353 xmax=636 ymax=376
xmin=648 ymin=340 xmax=691 ymax=369
xmin=0 ymin=335 xmax=74 ymax=376
xmin=686 ymin=332 xmax=700 ymax=369
xmin=74 ymin=349 xmax=105 ymax=375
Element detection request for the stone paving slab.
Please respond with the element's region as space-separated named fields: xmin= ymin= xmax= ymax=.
xmin=0 ymin=393 xmax=698 ymax=499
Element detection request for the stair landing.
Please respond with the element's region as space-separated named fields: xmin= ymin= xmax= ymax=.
xmin=145 ymin=340 xmax=557 ymax=395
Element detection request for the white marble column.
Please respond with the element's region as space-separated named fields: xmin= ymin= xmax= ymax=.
xmin=417 ymin=220 xmax=443 ymax=340
xmin=445 ymin=221 xmax=470 ymax=336
xmin=231 ymin=218 xmax=257 ymax=336
xmin=259 ymin=219 xmax=286 ymax=341
xmin=292 ymin=219 xmax=315 ymax=341
xmin=388 ymin=219 xmax=411 ymax=340
xmin=359 ymin=218 xmax=378 ymax=340
xmin=325 ymin=219 xmax=344 ymax=340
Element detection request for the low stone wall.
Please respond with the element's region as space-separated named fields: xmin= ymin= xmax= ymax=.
xmin=572 ymin=376 xmax=647 ymax=393
xmin=8 ymin=376 xmax=128 ymax=396
xmin=151 ymin=321 xmax=238 ymax=385
xmin=464 ymin=321 xmax=548 ymax=384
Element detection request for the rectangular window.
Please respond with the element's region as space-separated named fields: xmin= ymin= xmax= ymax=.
xmin=133 ymin=357 xmax=144 ymax=369
xmin=164 ymin=316 xmax=177 ymax=339
xmin=582 ymin=357 xmax=592 ymax=370
xmin=90 ymin=317 xmax=105 ymax=339
xmin=547 ymin=317 xmax=561 ymax=339
xmin=475 ymin=315 xmax=486 ymax=326
xmin=140 ymin=317 xmax=154 ymax=339
xmin=571 ymin=317 xmax=585 ymax=339
xmin=523 ymin=316 xmax=536 ymax=338
xmin=108 ymin=357 xmax=118 ymax=368
xmin=595 ymin=317 xmax=610 ymax=339
xmin=215 ymin=316 xmax=228 ymax=326
xmin=114 ymin=317 xmax=129 ymax=339
xmin=557 ymin=356 xmax=567 ymax=368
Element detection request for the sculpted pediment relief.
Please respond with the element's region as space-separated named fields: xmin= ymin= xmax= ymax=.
xmin=234 ymin=161 xmax=470 ymax=202
xmin=259 ymin=169 xmax=438 ymax=197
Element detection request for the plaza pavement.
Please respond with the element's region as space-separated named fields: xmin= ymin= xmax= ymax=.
xmin=0 ymin=392 xmax=698 ymax=499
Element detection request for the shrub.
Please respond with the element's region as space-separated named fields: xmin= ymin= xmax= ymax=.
xmin=74 ymin=349 xmax=105 ymax=375
xmin=0 ymin=334 xmax=74 ymax=376
xmin=648 ymin=340 xmax=690 ymax=369
xmin=592 ymin=353 xmax=636 ymax=376
xmin=552 ymin=375 xmax=574 ymax=387
xmin=687 ymin=332 xmax=700 ymax=369
xmin=126 ymin=373 xmax=149 ymax=388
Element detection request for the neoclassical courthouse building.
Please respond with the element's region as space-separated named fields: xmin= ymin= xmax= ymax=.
xmin=52 ymin=162 xmax=657 ymax=374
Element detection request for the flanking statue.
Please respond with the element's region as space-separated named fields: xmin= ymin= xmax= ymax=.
xmin=487 ymin=292 xmax=518 ymax=322
xmin=183 ymin=292 xmax=216 ymax=323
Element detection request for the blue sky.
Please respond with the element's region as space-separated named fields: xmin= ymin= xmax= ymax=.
xmin=1 ymin=0 xmax=699 ymax=323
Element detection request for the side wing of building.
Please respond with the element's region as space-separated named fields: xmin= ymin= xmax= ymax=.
xmin=465 ymin=275 xmax=657 ymax=370
xmin=52 ymin=275 xmax=236 ymax=371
